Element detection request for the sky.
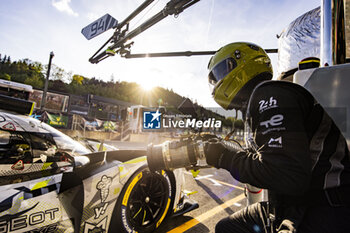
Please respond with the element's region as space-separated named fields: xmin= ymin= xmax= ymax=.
xmin=0 ymin=0 xmax=320 ymax=110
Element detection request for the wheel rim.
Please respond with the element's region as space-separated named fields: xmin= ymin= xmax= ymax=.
xmin=127 ymin=171 xmax=168 ymax=228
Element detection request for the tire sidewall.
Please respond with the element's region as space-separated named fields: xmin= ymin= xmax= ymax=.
xmin=109 ymin=165 xmax=175 ymax=233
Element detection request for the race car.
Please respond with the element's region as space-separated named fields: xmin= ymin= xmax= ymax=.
xmin=80 ymin=138 xmax=119 ymax=153
xmin=0 ymin=95 xmax=197 ymax=233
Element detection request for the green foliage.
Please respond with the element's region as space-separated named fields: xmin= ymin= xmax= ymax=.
xmin=0 ymin=53 xmax=229 ymax=122
xmin=224 ymin=117 xmax=244 ymax=129
xmin=0 ymin=55 xmax=45 ymax=85
xmin=234 ymin=119 xmax=244 ymax=129
xmin=24 ymin=75 xmax=44 ymax=89
xmin=71 ymin=74 xmax=84 ymax=85
xmin=45 ymin=64 xmax=69 ymax=81
xmin=49 ymin=80 xmax=68 ymax=92
xmin=0 ymin=73 xmax=11 ymax=80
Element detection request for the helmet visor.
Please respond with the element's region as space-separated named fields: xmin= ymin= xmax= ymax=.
xmin=208 ymin=57 xmax=237 ymax=91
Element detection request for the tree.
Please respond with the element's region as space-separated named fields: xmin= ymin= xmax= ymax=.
xmin=49 ymin=80 xmax=68 ymax=92
xmin=0 ymin=53 xmax=231 ymax=123
xmin=71 ymin=74 xmax=84 ymax=85
xmin=45 ymin=64 xmax=70 ymax=81
xmin=226 ymin=117 xmax=236 ymax=123
xmin=24 ymin=75 xmax=44 ymax=88
xmin=0 ymin=73 xmax=11 ymax=80
xmin=11 ymin=73 xmax=27 ymax=83
xmin=233 ymin=119 xmax=244 ymax=130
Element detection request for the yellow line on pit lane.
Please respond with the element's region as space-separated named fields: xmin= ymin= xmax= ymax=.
xmin=167 ymin=193 xmax=245 ymax=233
xmin=184 ymin=172 xmax=245 ymax=191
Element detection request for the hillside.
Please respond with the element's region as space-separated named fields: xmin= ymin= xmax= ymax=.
xmin=0 ymin=54 xmax=235 ymax=127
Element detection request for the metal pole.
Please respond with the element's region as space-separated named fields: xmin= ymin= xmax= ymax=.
xmin=118 ymin=0 xmax=155 ymax=29
xmin=41 ymin=51 xmax=54 ymax=110
xmin=124 ymin=49 xmax=278 ymax=58
xmin=321 ymin=0 xmax=333 ymax=66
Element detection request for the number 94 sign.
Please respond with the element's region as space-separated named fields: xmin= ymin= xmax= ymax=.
xmin=81 ymin=14 xmax=118 ymax=40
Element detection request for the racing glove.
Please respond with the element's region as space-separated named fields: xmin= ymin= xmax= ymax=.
xmin=204 ymin=138 xmax=242 ymax=168
xmin=277 ymin=219 xmax=297 ymax=233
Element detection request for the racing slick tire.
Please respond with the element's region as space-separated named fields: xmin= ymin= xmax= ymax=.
xmin=109 ymin=165 xmax=175 ymax=233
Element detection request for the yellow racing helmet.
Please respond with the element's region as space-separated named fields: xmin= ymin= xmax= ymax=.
xmin=208 ymin=42 xmax=273 ymax=109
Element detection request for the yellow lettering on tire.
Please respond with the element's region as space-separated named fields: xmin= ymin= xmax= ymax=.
xmin=122 ymin=172 xmax=142 ymax=206
xmin=156 ymin=197 xmax=170 ymax=228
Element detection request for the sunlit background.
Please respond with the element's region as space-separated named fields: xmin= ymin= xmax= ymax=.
xmin=0 ymin=0 xmax=320 ymax=110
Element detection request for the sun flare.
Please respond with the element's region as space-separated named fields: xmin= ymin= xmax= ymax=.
xmin=139 ymin=81 xmax=156 ymax=91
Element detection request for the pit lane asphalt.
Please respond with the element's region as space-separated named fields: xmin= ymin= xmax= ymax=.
xmin=107 ymin=141 xmax=247 ymax=233
xmin=154 ymin=168 xmax=246 ymax=233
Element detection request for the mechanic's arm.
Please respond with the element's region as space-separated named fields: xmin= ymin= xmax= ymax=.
xmin=205 ymin=86 xmax=312 ymax=195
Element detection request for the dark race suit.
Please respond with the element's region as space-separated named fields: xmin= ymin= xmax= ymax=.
xmin=215 ymin=81 xmax=350 ymax=233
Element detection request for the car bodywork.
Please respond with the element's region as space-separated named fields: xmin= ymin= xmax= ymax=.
xmin=0 ymin=110 xmax=192 ymax=232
